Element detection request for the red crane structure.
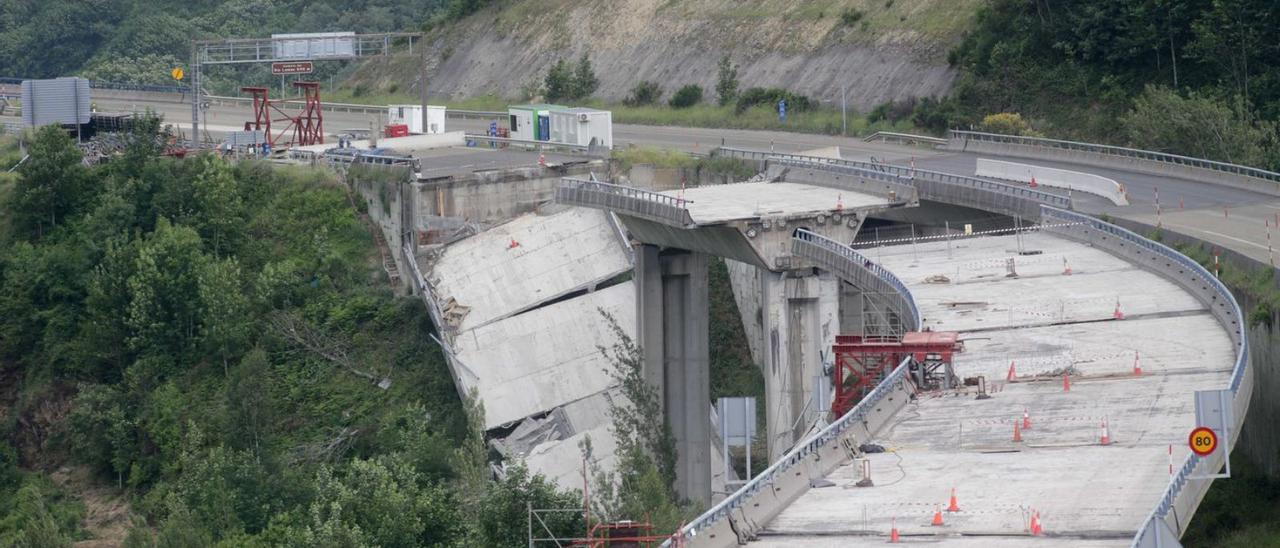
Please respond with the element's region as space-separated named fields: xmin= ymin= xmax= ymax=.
xmin=830 ymin=331 xmax=963 ymax=418
xmin=240 ymin=82 xmax=325 ymax=148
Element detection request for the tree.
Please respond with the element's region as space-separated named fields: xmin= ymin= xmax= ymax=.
xmin=543 ymin=58 xmax=575 ymax=102
xmin=9 ymin=125 xmax=87 ymax=240
xmin=1122 ymin=85 xmax=1280 ymax=168
xmin=669 ymin=85 xmax=704 ymax=109
xmin=225 ymin=348 xmax=272 ymax=456
xmin=475 ymin=463 xmax=582 ymax=546
xmin=584 ymin=312 xmax=687 ymax=531
xmin=198 ymin=258 xmax=250 ymax=376
xmin=298 ymin=458 xmax=463 ymax=547
xmin=126 ymin=218 xmax=208 ymax=362
xmin=545 ymin=54 xmax=599 ymax=102
xmin=715 ymin=55 xmax=739 ymax=106
xmin=188 ymin=156 xmax=246 ymax=258
xmin=572 ymin=53 xmax=599 ymax=100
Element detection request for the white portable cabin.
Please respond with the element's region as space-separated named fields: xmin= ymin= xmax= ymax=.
xmin=388 ymin=105 xmax=447 ymax=134
xmin=507 ymin=104 xmax=565 ymax=141
xmin=549 ymin=108 xmax=612 ymax=150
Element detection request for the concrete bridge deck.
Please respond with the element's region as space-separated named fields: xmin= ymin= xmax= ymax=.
xmin=668 ymin=182 xmax=888 ymax=224
xmin=758 ymin=231 xmax=1234 ymax=546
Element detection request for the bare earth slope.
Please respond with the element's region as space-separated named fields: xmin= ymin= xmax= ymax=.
xmin=359 ymin=0 xmax=980 ymax=111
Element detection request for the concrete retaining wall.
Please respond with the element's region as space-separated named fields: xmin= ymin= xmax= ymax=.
xmin=418 ymin=162 xmax=603 ymax=226
xmin=977 ymin=158 xmax=1129 ymax=205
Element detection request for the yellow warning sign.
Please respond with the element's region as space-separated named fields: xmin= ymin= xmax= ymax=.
xmin=171 ymin=68 xmax=185 ymax=81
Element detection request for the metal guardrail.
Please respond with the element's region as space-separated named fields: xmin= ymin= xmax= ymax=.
xmin=950 ymin=129 xmax=1280 ymax=186
xmin=717 ymin=147 xmax=1070 ymax=208
xmin=863 ymin=131 xmax=948 ymax=146
xmin=448 ymin=109 xmax=506 ymax=120
xmin=716 ymin=147 xmax=1070 ymax=221
xmin=465 ymin=133 xmax=591 ymax=152
xmin=663 ymin=231 xmax=922 ymax=547
xmin=792 ymin=229 xmax=920 ymax=335
xmin=1038 ymin=206 xmax=1248 ymax=547
xmin=555 ymin=178 xmax=694 ymax=227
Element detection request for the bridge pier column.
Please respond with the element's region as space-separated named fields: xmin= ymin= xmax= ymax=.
xmin=635 ymin=245 xmax=711 ymax=505
xmin=761 ymin=269 xmax=841 ymax=461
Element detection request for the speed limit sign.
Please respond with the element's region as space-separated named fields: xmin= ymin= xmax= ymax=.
xmin=1189 ymin=426 xmax=1218 ymax=457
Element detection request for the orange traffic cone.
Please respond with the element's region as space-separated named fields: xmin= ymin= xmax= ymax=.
xmin=931 ymin=505 xmax=945 ymax=526
xmin=1013 ymin=420 xmax=1023 ymax=442
xmin=1029 ymin=176 xmax=1039 ymax=188
xmin=1063 ymin=257 xmax=1073 ymax=275
xmin=1063 ymin=373 xmax=1071 ymax=392
xmin=1133 ymin=351 xmax=1143 ymax=376
xmin=890 ymin=517 xmax=900 ymax=543
xmin=538 ymin=153 xmax=547 ymax=167
xmin=1006 ymin=361 xmax=1017 ymax=382
xmin=1030 ymin=511 xmax=1042 ymax=536
xmin=1100 ymin=419 xmax=1112 ymax=446
xmin=1023 ymin=408 xmax=1032 ymax=430
xmin=508 ymin=238 xmax=520 ymax=249
xmin=947 ymin=488 xmax=961 ymax=513
xmin=1113 ymin=298 xmax=1126 ymax=320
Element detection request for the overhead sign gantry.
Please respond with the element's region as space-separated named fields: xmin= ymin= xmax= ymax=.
xmin=188 ymin=32 xmax=424 ymax=147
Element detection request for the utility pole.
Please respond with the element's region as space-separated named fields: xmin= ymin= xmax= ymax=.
xmin=190 ymin=43 xmax=200 ymax=147
xmin=841 ymin=83 xmax=847 ymax=137
xmin=419 ymin=35 xmax=429 ymax=136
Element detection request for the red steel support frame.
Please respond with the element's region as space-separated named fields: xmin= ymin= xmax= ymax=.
xmin=292 ymin=82 xmax=324 ymax=146
xmin=239 ymin=83 xmax=325 ymax=148
xmin=831 ymin=332 xmax=962 ymax=418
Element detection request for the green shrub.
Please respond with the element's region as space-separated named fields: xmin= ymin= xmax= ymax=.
xmin=625 ymin=81 xmax=663 ymax=106
xmin=669 ymin=85 xmax=704 ymax=109
xmin=840 ymin=8 xmax=864 ymax=26
xmin=735 ymin=87 xmax=813 ymax=114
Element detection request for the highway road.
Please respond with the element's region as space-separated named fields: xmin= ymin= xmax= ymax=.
xmin=6 ymin=89 xmax=1280 ymax=266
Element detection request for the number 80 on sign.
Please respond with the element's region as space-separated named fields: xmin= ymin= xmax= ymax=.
xmin=1189 ymin=426 xmax=1218 ymax=457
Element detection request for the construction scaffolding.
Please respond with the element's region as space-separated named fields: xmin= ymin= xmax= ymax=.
xmin=831 ymin=331 xmax=963 ymax=418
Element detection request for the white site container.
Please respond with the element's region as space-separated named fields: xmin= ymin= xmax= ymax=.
xmin=550 ymin=108 xmax=612 ymax=150
xmin=388 ymin=105 xmax=447 ymax=134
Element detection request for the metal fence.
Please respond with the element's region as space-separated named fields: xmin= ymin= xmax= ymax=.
xmin=661 ymin=232 xmax=922 ymax=547
xmin=1038 ymin=206 xmax=1249 ymax=547
xmin=950 ymin=129 xmax=1280 ymax=186
xmin=555 ymin=178 xmax=694 ymax=227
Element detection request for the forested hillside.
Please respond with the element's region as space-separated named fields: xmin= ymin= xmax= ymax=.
xmin=0 ymin=125 xmax=588 ymax=545
xmin=933 ymin=0 xmax=1280 ymax=169
xmin=0 ymin=0 xmax=450 ymax=87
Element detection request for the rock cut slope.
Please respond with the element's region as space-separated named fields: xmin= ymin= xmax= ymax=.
xmin=358 ymin=0 xmax=980 ymax=110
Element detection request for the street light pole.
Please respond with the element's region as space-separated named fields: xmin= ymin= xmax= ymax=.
xmin=841 ymin=83 xmax=847 ymax=137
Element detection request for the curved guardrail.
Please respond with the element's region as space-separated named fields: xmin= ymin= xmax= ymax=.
xmin=715 ymin=147 xmax=1071 ymax=220
xmin=1038 ymin=206 xmax=1250 ymax=547
xmin=555 ymin=178 xmax=695 ymax=227
xmin=950 ymin=129 xmax=1280 ymax=190
xmin=863 ymin=131 xmax=948 ymax=146
xmin=792 ymin=228 xmax=920 ymax=336
xmin=661 ymin=233 xmax=922 ymax=547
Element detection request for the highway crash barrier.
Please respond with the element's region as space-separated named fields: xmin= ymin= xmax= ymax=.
xmin=977 ymin=158 xmax=1129 ymax=206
